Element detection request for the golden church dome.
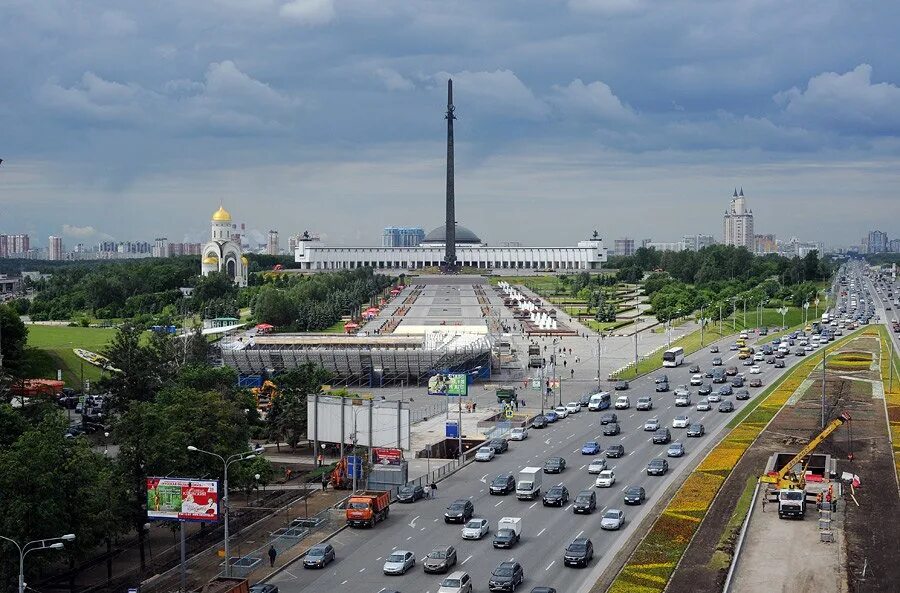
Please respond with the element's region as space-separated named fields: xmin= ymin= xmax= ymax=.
xmin=241 ymin=256 xmax=249 ymax=265
xmin=202 ymin=255 xmax=219 ymax=265
xmin=212 ymin=205 xmax=232 ymax=222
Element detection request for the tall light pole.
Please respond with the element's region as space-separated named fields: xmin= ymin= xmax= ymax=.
xmin=822 ymin=341 xmax=827 ymax=429
xmin=0 ymin=533 xmax=75 ymax=593
xmin=596 ymin=335 xmax=603 ymax=389
xmin=778 ymin=306 xmax=788 ymax=330
xmin=718 ymin=302 xmax=723 ymax=336
xmin=187 ymin=445 xmax=262 ymax=577
xmin=803 ymin=301 xmax=810 ymax=326
xmin=699 ymin=304 xmax=706 ymax=346
xmin=815 ymin=297 xmax=820 ymax=320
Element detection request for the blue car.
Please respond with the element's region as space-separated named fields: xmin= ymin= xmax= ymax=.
xmin=581 ymin=441 xmax=601 ymax=455
xmin=544 ymin=411 xmax=559 ymax=423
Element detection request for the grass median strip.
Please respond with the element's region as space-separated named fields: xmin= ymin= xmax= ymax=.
xmin=875 ymin=326 xmax=900 ymax=483
xmin=605 ymin=328 xmax=869 ymax=593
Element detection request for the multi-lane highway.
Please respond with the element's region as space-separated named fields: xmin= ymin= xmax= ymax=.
xmin=271 ymin=333 xmax=812 ymax=593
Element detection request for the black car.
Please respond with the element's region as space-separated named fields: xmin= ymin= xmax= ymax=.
xmin=423 ymin=545 xmax=458 ymax=574
xmin=490 ymin=473 xmax=516 ymax=495
xmin=712 ymin=372 xmax=726 ymax=384
xmin=686 ymin=423 xmax=705 ymax=437
xmin=718 ymin=400 xmax=735 ymax=413
xmin=578 ymin=393 xmax=592 ymax=407
xmin=532 ymin=415 xmax=548 ymax=429
xmin=543 ymin=457 xmax=566 ymax=473
xmin=397 ymin=483 xmax=425 ymax=502
xmin=646 ymin=458 xmax=669 ymax=476
xmin=698 ymin=383 xmax=713 ymax=395
xmin=688 ymin=364 xmax=701 ymax=373
xmin=444 ymin=499 xmax=474 ymax=523
xmin=655 ymin=374 xmax=669 ymax=384
xmin=543 ymin=485 xmax=569 ymax=506
xmin=602 ymin=422 xmax=621 ymax=436
xmin=719 ymin=384 xmax=733 ymax=396
xmin=530 ymin=589 xmax=557 ymax=593
xmin=573 ymin=490 xmax=597 ymax=514
xmin=303 ymin=543 xmax=335 ymax=568
xmin=775 ymin=359 xmax=786 ymax=368
xmin=599 ymin=412 xmax=618 ymax=425
xmin=655 ymin=381 xmax=669 ymax=392
xmin=652 ymin=428 xmax=671 ymax=444
xmin=709 ymin=345 xmax=719 ymax=353
xmin=250 ymin=585 xmax=279 ymax=593
xmin=624 ymin=486 xmax=646 ymax=505
xmin=488 ymin=438 xmax=509 ymax=453
xmin=725 ymin=366 xmax=738 ymax=377
xmin=605 ymin=444 xmax=625 ymax=458
xmin=731 ymin=376 xmax=744 ymax=388
xmin=704 ymin=369 xmax=715 ymax=378
xmin=493 ymin=528 xmax=520 ymax=549
xmin=712 ymin=357 xmax=723 ymax=366
xmin=766 ymin=356 xmax=777 ymax=364
xmin=563 ymin=538 xmax=594 ymax=568
xmin=735 ymin=389 xmax=750 ymax=401
xmin=489 ymin=561 xmax=524 ymax=592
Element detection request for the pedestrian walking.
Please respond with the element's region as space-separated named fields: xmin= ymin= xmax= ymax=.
xmin=430 ymin=482 xmax=437 ymax=499
xmin=321 ymin=474 xmax=329 ymax=491
xmin=268 ymin=545 xmax=277 ymax=567
xmin=514 ymin=399 xmax=519 ymax=411
xmin=762 ymin=495 xmax=767 ymax=512
xmin=570 ymin=369 xmax=575 ymax=378
xmin=563 ymin=360 xmax=567 ymax=368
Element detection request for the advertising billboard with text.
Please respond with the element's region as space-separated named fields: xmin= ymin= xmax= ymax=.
xmin=146 ymin=478 xmax=219 ymax=522
xmin=428 ymin=373 xmax=468 ymax=396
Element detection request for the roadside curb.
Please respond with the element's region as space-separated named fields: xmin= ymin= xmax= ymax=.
xmin=261 ymin=523 xmax=350 ymax=582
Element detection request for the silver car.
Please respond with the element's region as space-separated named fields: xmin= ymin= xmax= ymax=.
xmin=600 ymin=508 xmax=625 ymax=530
xmin=383 ymin=550 xmax=415 ymax=575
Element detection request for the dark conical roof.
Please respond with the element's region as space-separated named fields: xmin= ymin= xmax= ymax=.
xmin=739 ymin=187 xmax=744 ymax=196
xmin=733 ymin=188 xmax=738 ymax=197
xmin=424 ymin=224 xmax=482 ymax=244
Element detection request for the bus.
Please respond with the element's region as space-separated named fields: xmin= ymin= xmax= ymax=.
xmin=662 ymin=347 xmax=685 ymax=367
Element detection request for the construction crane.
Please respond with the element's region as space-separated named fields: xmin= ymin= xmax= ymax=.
xmin=761 ymin=411 xmax=851 ymax=490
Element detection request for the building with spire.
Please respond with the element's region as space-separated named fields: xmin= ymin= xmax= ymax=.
xmin=201 ymin=206 xmax=248 ymax=286
xmin=723 ymin=188 xmax=754 ymax=251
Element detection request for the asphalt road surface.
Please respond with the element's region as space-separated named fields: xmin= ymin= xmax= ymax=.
xmin=270 ymin=332 xmax=809 ymax=593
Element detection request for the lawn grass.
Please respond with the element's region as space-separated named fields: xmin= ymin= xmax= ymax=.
xmin=319 ymin=320 xmax=348 ymax=333
xmin=614 ymin=324 xmax=730 ymax=379
xmin=25 ymin=325 xmax=117 ymax=388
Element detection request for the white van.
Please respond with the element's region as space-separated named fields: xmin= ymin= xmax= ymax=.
xmin=588 ymin=392 xmax=611 ymax=411
xmin=614 ymin=395 xmax=631 ymax=410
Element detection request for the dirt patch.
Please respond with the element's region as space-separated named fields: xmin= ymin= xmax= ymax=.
xmin=668 ymin=336 xmax=900 ymax=593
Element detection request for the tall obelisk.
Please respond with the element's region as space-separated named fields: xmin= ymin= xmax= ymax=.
xmin=443 ymin=78 xmax=457 ymax=273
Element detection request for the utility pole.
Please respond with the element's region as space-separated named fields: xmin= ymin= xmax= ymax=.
xmin=822 ymin=342 xmax=827 ymax=429
xmin=634 ymin=322 xmax=639 ymax=378
xmin=596 ymin=336 xmax=602 ymax=389
xmin=351 ymin=410 xmax=358 ymax=492
xmin=743 ymin=298 xmax=747 ymax=328
xmin=890 ymin=339 xmax=894 ymax=393
xmin=540 ymin=362 xmax=545 ymax=415
xmin=700 ymin=304 xmax=705 ymax=346
xmin=458 ymin=390 xmax=463 ymax=462
xmin=718 ymin=302 xmax=723 ymax=336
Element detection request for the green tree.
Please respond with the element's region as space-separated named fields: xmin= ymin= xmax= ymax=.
xmin=102 ymin=323 xmax=166 ymax=409
xmin=193 ymin=271 xmax=238 ymax=304
xmin=0 ymin=304 xmax=28 ymax=377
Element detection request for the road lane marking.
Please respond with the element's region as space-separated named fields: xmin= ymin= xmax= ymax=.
xmin=341 ymin=580 xmax=348 ymax=585
xmin=537 ymin=527 xmax=546 ymax=536
xmin=421 ymin=527 xmax=426 ymax=531
xmin=376 ymin=557 xmax=382 ymax=561
xmin=577 ymin=530 xmax=584 ymax=538
xmin=568 ymin=433 xmax=576 ymax=438
xmin=546 ymin=560 xmax=555 ymax=570
xmin=462 ymin=554 xmax=473 ymax=564
xmin=409 ymin=516 xmax=419 ymax=528
xmin=480 ymin=474 xmax=489 ymax=483
xmin=628 ymin=413 xmax=635 ymax=418
xmin=359 ymin=568 xmax=366 ymax=573
xmin=544 ymin=438 xmax=551 ymax=445
xmin=495 ymin=500 xmax=504 ymax=507
xmin=529 ymin=502 xmax=538 ymax=509
xmin=578 ymin=464 xmax=586 ymax=470
xmin=619 ymin=436 xmax=626 ymax=441
xmin=566 ymin=504 xmax=573 ymax=511
xmin=406 ymin=536 xmax=413 ymax=540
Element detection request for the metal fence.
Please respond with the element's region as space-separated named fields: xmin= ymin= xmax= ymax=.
xmin=410 ymin=398 xmax=449 ymax=424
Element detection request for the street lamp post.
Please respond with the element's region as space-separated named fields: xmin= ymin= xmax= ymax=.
xmin=815 ymin=297 xmax=820 ymax=320
xmin=778 ymin=306 xmax=788 ymax=330
xmin=187 ymin=445 xmax=263 ymax=577
xmin=0 ymin=533 xmax=76 ymax=593
xmin=699 ymin=304 xmax=705 ymax=346
xmin=803 ymin=302 xmax=810 ymax=326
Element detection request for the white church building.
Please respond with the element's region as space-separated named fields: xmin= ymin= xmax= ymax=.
xmin=201 ymin=206 xmax=248 ymax=286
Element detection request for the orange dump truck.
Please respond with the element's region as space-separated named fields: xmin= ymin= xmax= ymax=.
xmin=346 ymin=490 xmax=390 ymax=528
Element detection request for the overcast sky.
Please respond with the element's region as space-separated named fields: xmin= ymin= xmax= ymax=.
xmin=2 ymin=0 xmax=899 ymax=249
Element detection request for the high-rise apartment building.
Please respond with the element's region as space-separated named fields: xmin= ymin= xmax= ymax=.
xmin=0 ymin=235 xmax=7 ymax=258
xmin=754 ymin=234 xmax=777 ymax=254
xmin=383 ymin=227 xmax=426 ymax=248
xmin=723 ymin=188 xmax=754 ymax=250
xmin=867 ymin=230 xmax=889 ymax=254
xmin=48 ymin=236 xmax=63 ymax=260
xmin=267 ymin=230 xmax=279 ymax=255
xmin=890 ymin=239 xmax=900 ymax=254
xmin=6 ymin=234 xmax=31 ymax=255
xmin=168 ymin=242 xmax=202 ymax=256
xmin=613 ymin=238 xmax=635 ymax=257
xmin=682 ymin=234 xmax=715 ymax=252
xmin=152 ymin=238 xmax=169 ymax=258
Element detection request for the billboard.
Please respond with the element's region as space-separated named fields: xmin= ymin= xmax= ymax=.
xmin=373 ymin=447 xmax=403 ymax=465
xmin=428 ymin=373 xmax=468 ymax=396
xmin=146 ymin=478 xmax=219 ymax=522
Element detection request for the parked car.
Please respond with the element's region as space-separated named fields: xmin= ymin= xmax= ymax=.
xmin=397 ymin=483 xmax=426 ymax=503
xmin=563 ymin=538 xmax=594 ymax=568
xmin=250 ymin=585 xmax=278 ymax=593
xmin=303 ymin=544 xmax=335 ymax=569
xmin=623 ymin=486 xmax=646 ymax=505
xmin=667 ymin=442 xmax=685 ymax=457
xmin=646 ymin=458 xmax=669 ymax=476
xmin=532 ymin=415 xmax=548 ymax=429
xmin=581 ymin=441 xmax=601 ymax=455
xmin=686 ymin=423 xmax=705 ymax=437
xmin=565 ymin=402 xmax=580 ymax=414
xmin=595 ymin=469 xmax=616 ymax=488
xmin=605 ymin=444 xmax=625 ymax=458
xmin=509 ymin=427 xmax=528 ymax=440
xmin=424 ymin=545 xmax=458 ymax=574
xmin=544 ymin=411 xmax=558 ymax=423
xmin=600 ymin=509 xmax=625 ymax=530
xmin=383 ymin=550 xmax=416 ymax=575
xmin=554 ymin=406 xmax=569 ymax=419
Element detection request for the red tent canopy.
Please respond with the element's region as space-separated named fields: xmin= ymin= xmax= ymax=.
xmin=256 ymin=323 xmax=274 ymax=330
xmin=389 ymin=289 xmax=401 ymax=295
xmin=344 ymin=321 xmax=360 ymax=329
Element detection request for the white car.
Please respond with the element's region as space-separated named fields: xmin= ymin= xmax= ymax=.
xmin=690 ymin=374 xmax=704 ymax=386
xmin=696 ymin=398 xmax=710 ymax=411
xmin=509 ymin=427 xmax=528 ymax=441
xmin=600 ymin=508 xmax=625 ymax=530
xmin=461 ymin=518 xmax=490 ymax=540
xmin=753 ymin=353 xmax=764 ymax=361
xmin=554 ymin=406 xmax=569 ymax=419
xmin=672 ymin=415 xmax=690 ymax=428
xmin=383 ymin=550 xmax=416 ymax=575
xmin=708 ymin=392 xmax=721 ymax=402
xmin=438 ymin=571 xmax=473 ymax=593
xmin=643 ymin=417 xmax=660 ymax=431
xmin=749 ymin=365 xmax=762 ymax=374
xmin=595 ymin=469 xmax=616 ymax=488
xmin=475 ymin=447 xmax=495 ymax=462
xmin=587 ymin=458 xmax=608 ymax=474
xmin=566 ymin=402 xmax=580 ymax=414
xmin=614 ymin=395 xmax=630 ymax=409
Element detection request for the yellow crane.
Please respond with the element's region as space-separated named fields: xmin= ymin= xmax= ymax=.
xmin=760 ymin=411 xmax=851 ymax=490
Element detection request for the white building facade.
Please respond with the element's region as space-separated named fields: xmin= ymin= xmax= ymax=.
xmin=201 ymin=206 xmax=248 ymax=286
xmin=723 ymin=188 xmax=754 ymax=250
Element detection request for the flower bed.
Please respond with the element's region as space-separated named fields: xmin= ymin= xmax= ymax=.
xmin=605 ymin=329 xmax=866 ymax=593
